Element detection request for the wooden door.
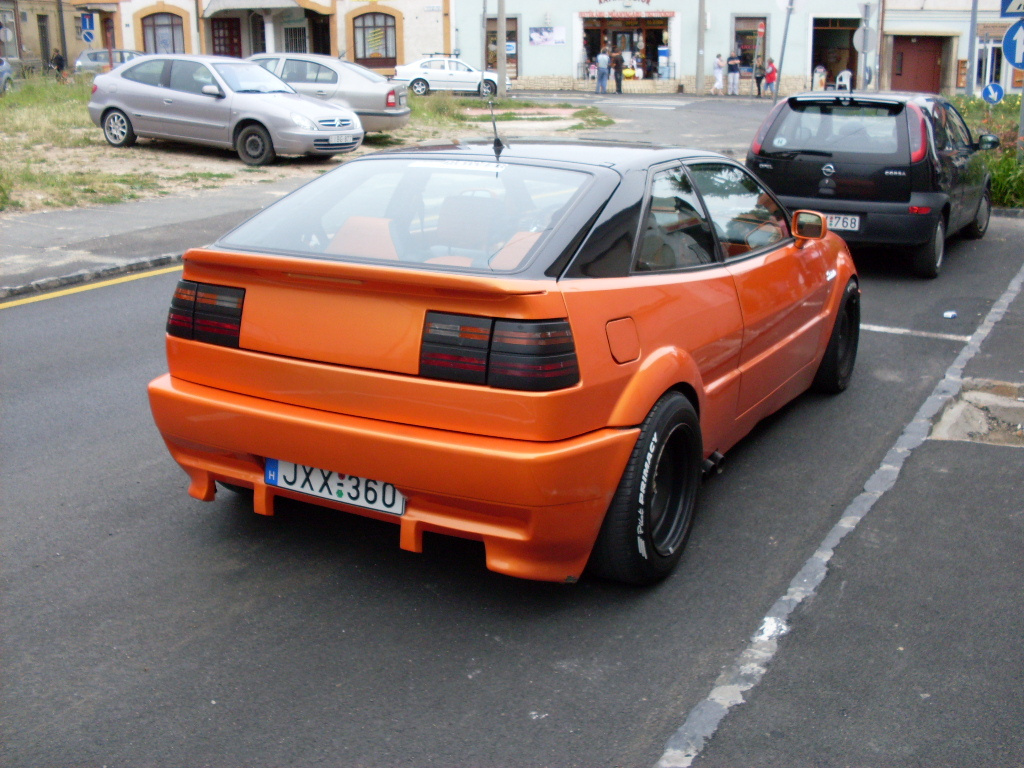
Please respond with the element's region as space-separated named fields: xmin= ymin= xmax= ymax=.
xmin=211 ymin=18 xmax=242 ymax=58
xmin=891 ymin=36 xmax=943 ymax=93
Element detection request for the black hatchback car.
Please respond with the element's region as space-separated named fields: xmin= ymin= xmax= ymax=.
xmin=746 ymin=92 xmax=999 ymax=278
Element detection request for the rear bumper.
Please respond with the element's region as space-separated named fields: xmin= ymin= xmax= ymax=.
xmin=355 ymin=107 xmax=411 ymax=132
xmin=779 ymin=193 xmax=947 ymax=247
xmin=148 ymin=373 xmax=638 ymax=582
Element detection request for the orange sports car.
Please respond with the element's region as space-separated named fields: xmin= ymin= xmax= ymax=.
xmin=148 ymin=140 xmax=859 ymax=585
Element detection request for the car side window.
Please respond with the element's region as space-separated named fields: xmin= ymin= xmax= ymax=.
xmin=451 ymin=61 xmax=471 ymax=72
xmin=944 ymin=105 xmax=972 ymax=149
xmin=169 ymin=61 xmax=215 ymax=95
xmin=635 ymin=166 xmax=717 ymax=271
xmin=121 ymin=58 xmax=166 ymax=87
xmin=252 ymin=57 xmax=279 ymax=72
xmin=423 ymin=61 xmax=446 ymax=71
xmin=687 ymin=163 xmax=790 ymax=260
xmin=928 ymin=103 xmax=952 ymax=151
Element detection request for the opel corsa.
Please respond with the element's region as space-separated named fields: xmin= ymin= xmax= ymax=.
xmin=148 ymin=140 xmax=860 ymax=585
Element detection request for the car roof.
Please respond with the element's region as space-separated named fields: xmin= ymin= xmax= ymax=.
xmin=364 ymin=138 xmax=729 ymax=173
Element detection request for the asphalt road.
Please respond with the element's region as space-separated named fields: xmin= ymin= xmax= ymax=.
xmin=2 ymin=96 xmax=1023 ymax=767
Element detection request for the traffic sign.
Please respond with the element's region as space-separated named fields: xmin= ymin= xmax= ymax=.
xmin=1001 ymin=0 xmax=1024 ymax=17
xmin=81 ymin=12 xmax=94 ymax=31
xmin=982 ymin=82 xmax=1005 ymax=104
xmin=757 ymin=21 xmax=766 ymax=37
xmin=1003 ymin=19 xmax=1024 ymax=70
xmin=83 ymin=30 xmax=94 ymax=44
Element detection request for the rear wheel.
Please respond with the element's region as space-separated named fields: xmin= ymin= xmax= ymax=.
xmin=911 ymin=217 xmax=945 ymax=279
xmin=102 ymin=109 xmax=137 ymax=148
xmin=236 ymin=124 xmax=276 ymax=166
xmin=812 ymin=278 xmax=860 ymax=394
xmin=963 ymin=188 xmax=991 ymax=240
xmin=410 ymin=78 xmax=430 ymax=96
xmin=588 ymin=392 xmax=702 ymax=585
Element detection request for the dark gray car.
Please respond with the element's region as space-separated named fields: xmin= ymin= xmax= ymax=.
xmin=746 ymin=92 xmax=999 ymax=278
xmin=88 ymin=54 xmax=364 ymax=165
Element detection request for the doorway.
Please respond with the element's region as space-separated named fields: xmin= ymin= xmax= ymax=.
xmin=891 ymin=36 xmax=942 ymax=93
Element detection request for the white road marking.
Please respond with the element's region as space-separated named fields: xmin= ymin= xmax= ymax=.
xmin=655 ymin=259 xmax=1024 ymax=768
xmin=862 ymin=323 xmax=971 ymax=343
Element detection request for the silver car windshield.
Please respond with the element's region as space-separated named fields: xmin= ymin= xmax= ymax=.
xmin=213 ymin=61 xmax=293 ymax=94
xmin=219 ymin=157 xmax=591 ymax=273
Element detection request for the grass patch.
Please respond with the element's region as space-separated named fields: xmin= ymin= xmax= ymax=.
xmin=171 ymin=172 xmax=236 ymax=182
xmin=562 ymin=107 xmax=616 ymax=131
xmin=952 ymin=94 xmax=1024 ymax=208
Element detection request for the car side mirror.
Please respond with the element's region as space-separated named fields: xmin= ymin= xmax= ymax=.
xmin=201 ymin=84 xmax=224 ymax=98
xmin=792 ymin=210 xmax=827 ymax=243
xmin=977 ymin=134 xmax=999 ymax=151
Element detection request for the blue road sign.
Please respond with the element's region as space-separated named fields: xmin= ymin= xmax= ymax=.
xmin=82 ymin=30 xmax=94 ymax=44
xmin=1003 ymin=19 xmax=1024 ymax=70
xmin=81 ymin=12 xmax=94 ymax=31
xmin=1002 ymin=0 xmax=1024 ymax=17
xmin=982 ymin=82 xmax=1005 ymax=104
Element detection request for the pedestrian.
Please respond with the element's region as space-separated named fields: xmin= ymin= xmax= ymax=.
xmin=51 ymin=48 xmax=67 ymax=82
xmin=754 ymin=59 xmax=765 ymax=97
xmin=727 ymin=50 xmax=741 ymax=95
xmin=595 ymin=48 xmax=610 ymax=94
xmin=712 ymin=54 xmax=724 ymax=95
xmin=765 ymin=57 xmax=778 ymax=98
xmin=611 ymin=47 xmax=624 ymax=94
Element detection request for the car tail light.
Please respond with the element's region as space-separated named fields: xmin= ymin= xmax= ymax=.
xmin=91 ymin=83 xmax=98 ymax=95
xmin=166 ymin=280 xmax=244 ymax=348
xmin=386 ymin=90 xmax=397 ymax=108
xmin=750 ymin=99 xmax=787 ymax=155
xmin=421 ymin=312 xmax=579 ymax=391
xmin=909 ymin=206 xmax=932 ymax=215
xmin=907 ymin=102 xmax=928 ymax=163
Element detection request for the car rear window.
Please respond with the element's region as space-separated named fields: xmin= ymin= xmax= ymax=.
xmin=218 ymin=157 xmax=592 ymax=274
xmin=767 ymin=102 xmax=904 ymax=155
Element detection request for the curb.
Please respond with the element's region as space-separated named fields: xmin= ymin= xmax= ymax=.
xmin=0 ymin=252 xmax=182 ymax=301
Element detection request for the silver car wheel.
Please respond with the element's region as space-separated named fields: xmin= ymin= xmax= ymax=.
xmin=410 ymin=79 xmax=429 ymax=96
xmin=102 ymin=109 xmax=137 ymax=148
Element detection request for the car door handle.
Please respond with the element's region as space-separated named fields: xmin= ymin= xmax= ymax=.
xmin=316 ymin=90 xmax=327 ymax=96
xmin=163 ymin=98 xmax=174 ymax=104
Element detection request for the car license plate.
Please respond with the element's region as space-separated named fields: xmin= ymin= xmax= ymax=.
xmin=328 ymin=134 xmax=355 ymax=145
xmin=265 ymin=458 xmax=406 ymax=516
xmin=826 ymin=214 xmax=860 ymax=231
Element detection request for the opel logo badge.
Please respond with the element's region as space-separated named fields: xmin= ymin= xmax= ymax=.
xmin=821 ymin=163 xmax=836 ymax=177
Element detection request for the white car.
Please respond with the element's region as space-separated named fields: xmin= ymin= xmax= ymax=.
xmin=392 ymin=56 xmax=511 ymax=97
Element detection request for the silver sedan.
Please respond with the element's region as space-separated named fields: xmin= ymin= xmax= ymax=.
xmin=88 ymin=54 xmax=364 ymax=165
xmin=250 ymin=53 xmax=410 ymax=133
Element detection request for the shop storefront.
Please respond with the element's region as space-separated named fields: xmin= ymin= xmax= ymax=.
xmin=581 ymin=11 xmax=672 ymax=79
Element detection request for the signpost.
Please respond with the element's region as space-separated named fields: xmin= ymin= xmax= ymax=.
xmin=982 ymin=82 xmax=1005 ymax=104
xmin=1003 ymin=19 xmax=1024 ymax=161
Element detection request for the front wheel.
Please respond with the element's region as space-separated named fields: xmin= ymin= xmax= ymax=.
xmin=236 ymin=124 xmax=276 ymax=166
xmin=911 ymin=217 xmax=946 ymax=279
xmin=410 ymin=78 xmax=430 ymax=96
xmin=480 ymin=80 xmax=497 ymax=96
xmin=963 ymin=188 xmax=991 ymax=240
xmin=102 ymin=109 xmax=137 ymax=148
xmin=813 ymin=278 xmax=860 ymax=394
xmin=588 ymin=392 xmax=703 ymax=585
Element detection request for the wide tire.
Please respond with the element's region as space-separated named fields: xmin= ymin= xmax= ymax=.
xmin=236 ymin=124 xmax=276 ymax=166
xmin=589 ymin=392 xmax=703 ymax=586
xmin=480 ymin=80 xmax=497 ymax=96
xmin=911 ymin=217 xmax=945 ymax=279
xmin=102 ymin=109 xmax=137 ymax=148
xmin=410 ymin=79 xmax=430 ymax=96
xmin=963 ymin=188 xmax=991 ymax=240
xmin=812 ymin=278 xmax=860 ymax=394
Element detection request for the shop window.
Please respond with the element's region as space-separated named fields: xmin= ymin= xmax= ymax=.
xmin=486 ymin=17 xmax=518 ymax=79
xmin=354 ymin=12 xmax=396 ymax=68
xmin=734 ymin=17 xmax=766 ymax=77
xmin=142 ymin=12 xmax=184 ymax=54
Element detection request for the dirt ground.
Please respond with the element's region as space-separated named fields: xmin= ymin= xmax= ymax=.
xmin=10 ymin=109 xmax=584 ymax=213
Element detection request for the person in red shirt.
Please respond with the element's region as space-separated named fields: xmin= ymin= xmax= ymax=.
xmin=765 ymin=58 xmax=778 ymax=97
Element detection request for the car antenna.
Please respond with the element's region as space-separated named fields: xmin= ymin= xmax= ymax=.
xmin=489 ymin=100 xmax=505 ymax=164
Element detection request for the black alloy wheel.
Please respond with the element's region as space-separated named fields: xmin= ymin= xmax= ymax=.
xmin=911 ymin=217 xmax=946 ymax=279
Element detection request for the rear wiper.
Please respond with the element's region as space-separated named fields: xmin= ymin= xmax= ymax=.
xmin=764 ymin=149 xmax=833 ymax=158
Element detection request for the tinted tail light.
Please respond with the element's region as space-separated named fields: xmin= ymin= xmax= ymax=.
xmin=421 ymin=312 xmax=579 ymax=391
xmin=166 ymin=280 xmax=244 ymax=348
xmin=386 ymin=89 xmax=397 ymax=108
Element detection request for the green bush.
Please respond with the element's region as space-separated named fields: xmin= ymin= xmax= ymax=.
xmin=952 ymin=94 xmax=1024 ymax=208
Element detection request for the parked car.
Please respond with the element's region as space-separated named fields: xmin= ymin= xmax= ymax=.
xmin=249 ymin=53 xmax=410 ymax=132
xmin=148 ymin=139 xmax=859 ymax=585
xmin=74 ymin=48 xmax=145 ymax=74
xmin=88 ymin=54 xmax=363 ymax=165
xmin=392 ymin=55 xmax=510 ymax=96
xmin=746 ymin=91 xmax=999 ymax=278
xmin=0 ymin=57 xmax=12 ymax=95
